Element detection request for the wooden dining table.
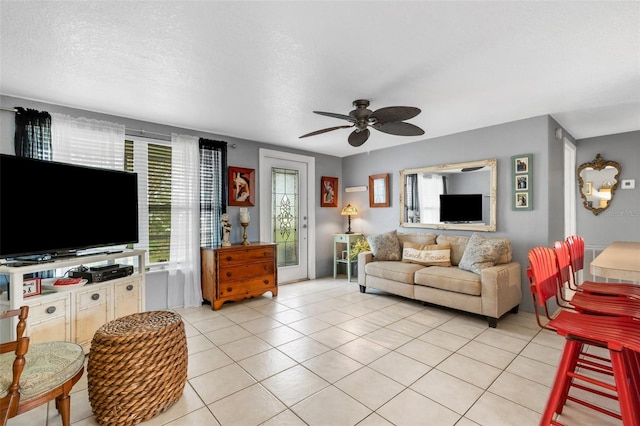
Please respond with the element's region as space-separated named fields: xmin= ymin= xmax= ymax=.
xmin=590 ymin=241 xmax=640 ymax=282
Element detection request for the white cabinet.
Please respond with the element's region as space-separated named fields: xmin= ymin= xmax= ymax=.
xmin=0 ymin=250 xmax=145 ymax=351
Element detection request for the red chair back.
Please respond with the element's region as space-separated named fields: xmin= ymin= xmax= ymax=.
xmin=553 ymin=241 xmax=573 ymax=286
xmin=528 ymin=247 xmax=560 ymax=306
xmin=566 ymin=235 xmax=586 ymax=282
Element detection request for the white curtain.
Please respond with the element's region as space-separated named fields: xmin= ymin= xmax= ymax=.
xmin=419 ymin=173 xmax=445 ymax=223
xmin=169 ymin=134 xmax=202 ymax=307
xmin=50 ymin=113 xmax=125 ymax=169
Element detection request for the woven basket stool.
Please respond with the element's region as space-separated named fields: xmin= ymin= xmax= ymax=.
xmin=87 ymin=311 xmax=187 ymax=426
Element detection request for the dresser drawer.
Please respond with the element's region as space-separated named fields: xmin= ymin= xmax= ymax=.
xmin=217 ymin=248 xmax=274 ymax=266
xmin=77 ymin=287 xmax=109 ymax=310
xmin=217 ymin=275 xmax=277 ymax=298
xmin=218 ymin=261 xmax=275 ymax=281
xmin=28 ymin=296 xmax=69 ymax=323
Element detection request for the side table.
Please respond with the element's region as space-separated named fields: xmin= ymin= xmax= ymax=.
xmin=333 ymin=233 xmax=363 ymax=282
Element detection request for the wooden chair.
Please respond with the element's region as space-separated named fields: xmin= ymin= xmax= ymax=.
xmin=554 ymin=241 xmax=640 ymax=319
xmin=528 ymin=247 xmax=640 ymax=424
xmin=0 ymin=306 xmax=85 ymax=426
xmin=566 ymin=235 xmax=640 ymax=298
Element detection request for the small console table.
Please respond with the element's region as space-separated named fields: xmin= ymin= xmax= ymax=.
xmin=333 ymin=233 xmax=363 ymax=282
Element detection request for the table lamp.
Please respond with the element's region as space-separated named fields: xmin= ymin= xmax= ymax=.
xmin=341 ymin=204 xmax=358 ymax=234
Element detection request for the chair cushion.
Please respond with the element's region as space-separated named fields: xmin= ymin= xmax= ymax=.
xmin=367 ymin=230 xmax=402 ymax=261
xmin=458 ymin=233 xmax=507 ymax=274
xmin=402 ymin=242 xmax=452 ymax=267
xmin=0 ymin=341 xmax=84 ymax=401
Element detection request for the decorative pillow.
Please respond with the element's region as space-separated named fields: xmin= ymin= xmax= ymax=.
xmin=402 ymin=242 xmax=452 ymax=267
xmin=458 ymin=233 xmax=507 ymax=274
xmin=366 ymin=230 xmax=402 ymax=261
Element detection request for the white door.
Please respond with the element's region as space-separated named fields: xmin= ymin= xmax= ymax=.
xmin=259 ymin=149 xmax=316 ymax=283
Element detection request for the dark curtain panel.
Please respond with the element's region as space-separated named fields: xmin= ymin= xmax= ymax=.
xmin=199 ymin=139 xmax=227 ymax=248
xmin=442 ymin=176 xmax=448 ymax=194
xmin=14 ymin=107 xmax=52 ymax=160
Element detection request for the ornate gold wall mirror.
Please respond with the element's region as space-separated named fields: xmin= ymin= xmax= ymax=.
xmin=577 ymin=153 xmax=621 ymax=215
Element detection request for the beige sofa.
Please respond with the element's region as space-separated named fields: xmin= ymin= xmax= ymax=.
xmin=357 ymin=232 xmax=522 ymax=327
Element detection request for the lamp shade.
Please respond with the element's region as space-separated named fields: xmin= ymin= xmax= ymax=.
xmin=341 ymin=204 xmax=358 ymax=216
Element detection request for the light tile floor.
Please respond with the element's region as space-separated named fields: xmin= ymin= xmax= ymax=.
xmin=9 ymin=277 xmax=622 ymax=426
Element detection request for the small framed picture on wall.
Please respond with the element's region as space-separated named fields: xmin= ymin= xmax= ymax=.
xmin=321 ymin=176 xmax=338 ymax=207
xmin=229 ymin=166 xmax=255 ymax=206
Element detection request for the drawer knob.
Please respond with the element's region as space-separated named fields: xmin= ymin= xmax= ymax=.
xmin=91 ymin=293 xmax=100 ymax=301
xmin=226 ymin=272 xmax=232 ymax=277
xmin=263 ymin=280 xmax=269 ymax=285
xmin=226 ymin=256 xmax=233 ymax=261
xmin=46 ymin=306 xmax=56 ymax=314
xmin=227 ymin=287 xmax=232 ymax=293
xmin=126 ymin=284 xmax=134 ymax=291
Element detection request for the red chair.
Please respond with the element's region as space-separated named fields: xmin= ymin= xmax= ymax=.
xmin=566 ymin=235 xmax=640 ymax=298
xmin=554 ymin=241 xmax=640 ymax=319
xmin=528 ymin=247 xmax=640 ymax=425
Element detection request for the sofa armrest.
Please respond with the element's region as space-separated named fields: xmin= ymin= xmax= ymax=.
xmin=480 ymin=261 xmax=522 ymax=318
xmin=357 ymin=251 xmax=374 ymax=285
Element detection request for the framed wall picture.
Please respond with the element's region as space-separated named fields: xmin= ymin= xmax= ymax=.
xmin=369 ymin=173 xmax=390 ymax=207
xmin=512 ymin=154 xmax=533 ymax=210
xmin=23 ymin=277 xmax=41 ymax=297
xmin=228 ymin=166 xmax=255 ymax=206
xmin=321 ymin=176 xmax=338 ymax=207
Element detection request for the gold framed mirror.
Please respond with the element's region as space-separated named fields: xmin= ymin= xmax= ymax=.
xmin=577 ymin=153 xmax=621 ymax=215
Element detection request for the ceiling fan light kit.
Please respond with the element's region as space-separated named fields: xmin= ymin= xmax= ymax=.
xmin=300 ymin=99 xmax=425 ymax=147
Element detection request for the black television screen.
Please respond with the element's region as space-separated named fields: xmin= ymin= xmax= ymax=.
xmin=0 ymin=154 xmax=138 ymax=259
xmin=439 ymin=194 xmax=483 ymax=223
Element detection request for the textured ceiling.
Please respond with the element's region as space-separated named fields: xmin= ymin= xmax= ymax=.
xmin=1 ymin=1 xmax=638 ymax=157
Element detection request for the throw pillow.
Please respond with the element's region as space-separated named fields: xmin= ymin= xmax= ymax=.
xmin=366 ymin=230 xmax=402 ymax=261
xmin=402 ymin=242 xmax=452 ymax=267
xmin=458 ymin=233 xmax=506 ymax=274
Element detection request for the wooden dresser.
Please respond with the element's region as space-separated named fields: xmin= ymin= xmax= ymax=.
xmin=201 ymin=242 xmax=278 ymax=310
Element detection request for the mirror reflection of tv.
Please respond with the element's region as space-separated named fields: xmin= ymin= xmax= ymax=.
xmin=0 ymin=154 xmax=138 ymax=260
xmin=439 ymin=194 xmax=482 ymax=223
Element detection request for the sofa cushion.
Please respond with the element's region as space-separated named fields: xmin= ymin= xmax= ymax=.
xmin=458 ymin=233 xmax=507 ymax=274
xmin=436 ymin=234 xmax=512 ymax=265
xmin=364 ymin=261 xmax=425 ymax=285
xmin=367 ymin=230 xmax=402 ymax=260
xmin=435 ymin=235 xmax=469 ymax=265
xmin=398 ymin=232 xmax=437 ymax=247
xmin=402 ymin=242 xmax=451 ymax=267
xmin=414 ymin=266 xmax=482 ymax=296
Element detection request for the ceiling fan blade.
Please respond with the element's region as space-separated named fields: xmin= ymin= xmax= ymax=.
xmin=369 ymin=106 xmax=421 ymax=123
xmin=374 ymin=121 xmax=425 ymax=136
xmin=348 ymin=128 xmax=370 ymax=147
xmin=299 ymin=124 xmax=353 ymax=138
xmin=313 ymin=111 xmax=356 ymax=122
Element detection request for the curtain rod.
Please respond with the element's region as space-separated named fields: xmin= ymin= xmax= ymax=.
xmin=0 ymin=107 xmax=17 ymax=112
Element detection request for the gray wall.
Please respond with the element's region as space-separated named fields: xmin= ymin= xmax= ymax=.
xmin=341 ymin=115 xmax=568 ymax=313
xmin=575 ymin=131 xmax=640 ymax=245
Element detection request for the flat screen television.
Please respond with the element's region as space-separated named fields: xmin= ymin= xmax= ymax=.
xmin=0 ymin=154 xmax=138 ymax=260
xmin=439 ymin=193 xmax=483 ymax=223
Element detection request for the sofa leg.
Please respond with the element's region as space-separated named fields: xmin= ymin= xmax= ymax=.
xmin=510 ymin=305 xmax=519 ymax=314
xmin=487 ymin=317 xmax=498 ymax=328
xmin=359 ymin=285 xmax=366 ymax=293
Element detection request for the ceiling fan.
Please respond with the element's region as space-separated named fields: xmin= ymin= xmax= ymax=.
xmin=299 ymin=99 xmax=425 ymax=147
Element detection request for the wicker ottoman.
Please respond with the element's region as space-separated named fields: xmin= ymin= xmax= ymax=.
xmin=87 ymin=311 xmax=188 ymax=426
